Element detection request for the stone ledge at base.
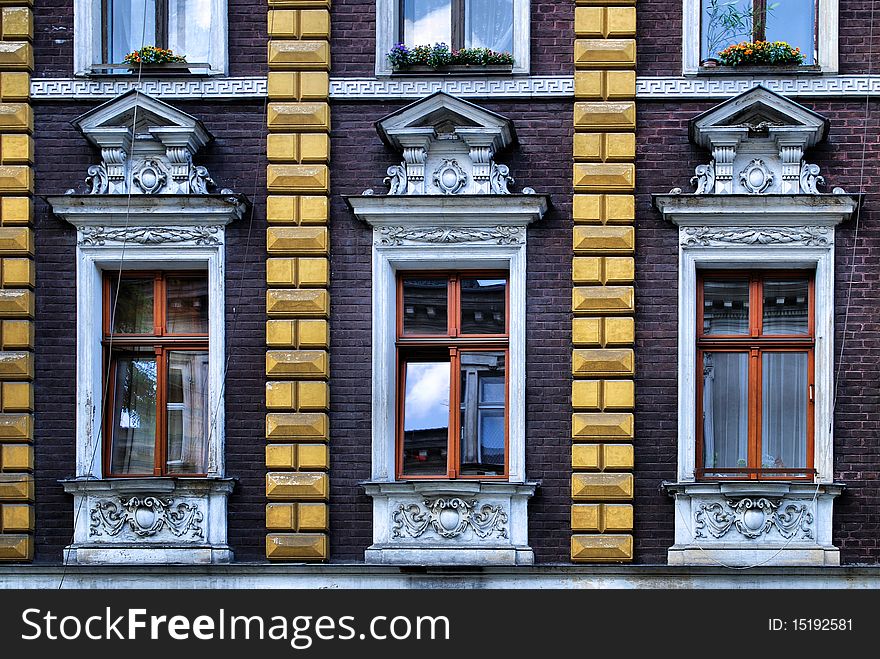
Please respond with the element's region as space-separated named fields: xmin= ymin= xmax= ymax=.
xmin=61 ymin=546 xmax=234 ymax=566
xmin=364 ymin=546 xmax=534 ymax=566
xmin=667 ymin=546 xmax=840 ymax=567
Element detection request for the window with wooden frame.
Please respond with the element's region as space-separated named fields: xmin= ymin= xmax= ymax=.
xmin=697 ymin=271 xmax=815 ymax=480
xmin=103 ymin=271 xmax=210 ymax=477
xmin=701 ymin=0 xmax=818 ymax=64
xmin=400 ymin=0 xmax=514 ymax=53
xmin=396 ymin=272 xmax=509 ymax=479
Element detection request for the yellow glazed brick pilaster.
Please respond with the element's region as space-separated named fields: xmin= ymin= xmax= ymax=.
xmin=266 ymin=2 xmax=330 ymax=561
xmin=571 ymin=0 xmax=635 ymax=562
xmin=0 ymin=1 xmax=31 ymax=562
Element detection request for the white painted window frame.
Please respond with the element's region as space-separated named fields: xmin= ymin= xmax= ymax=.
xmin=374 ymin=0 xmax=531 ymax=76
xmin=73 ymin=0 xmax=229 ymax=76
xmin=676 ymin=241 xmax=834 ymax=484
xmin=682 ymin=0 xmax=839 ymax=75
xmin=371 ymin=241 xmax=527 ymax=483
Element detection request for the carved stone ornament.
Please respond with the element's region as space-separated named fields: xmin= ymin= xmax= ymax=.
xmin=89 ymin=496 xmax=204 ymax=539
xmin=690 ymin=163 xmax=715 ymax=195
xmin=799 ymin=162 xmax=825 ymax=194
xmin=694 ymin=497 xmax=814 ymax=540
xmin=739 ymin=158 xmax=774 ymax=194
xmin=392 ymin=497 xmax=509 ymax=540
xmin=680 ymin=225 xmax=831 ymax=248
xmin=431 ymin=159 xmax=469 ymax=194
xmin=132 ymin=158 xmax=169 ymax=194
xmin=80 ymin=225 xmax=223 ymax=246
xmin=376 ymin=225 xmax=524 ymax=246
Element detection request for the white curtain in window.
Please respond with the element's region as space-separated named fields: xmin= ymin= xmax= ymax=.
xmin=703 ymin=352 xmax=748 ymax=471
xmin=466 ymin=0 xmax=514 ymax=52
xmin=168 ymin=0 xmax=213 ymax=64
xmin=104 ymin=0 xmax=157 ymax=63
xmin=761 ymin=352 xmax=808 ymax=470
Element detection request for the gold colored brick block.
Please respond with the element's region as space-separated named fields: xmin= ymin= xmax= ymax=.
xmin=266 ymin=533 xmax=327 ymax=560
xmin=605 ymin=70 xmax=636 ymax=100
xmin=574 ymin=39 xmax=636 ymax=68
xmin=573 ymin=225 xmax=634 ymax=253
xmin=297 ymin=502 xmax=328 ymax=531
xmin=572 ymin=348 xmax=634 ymax=376
xmin=0 ymin=473 xmax=32 ymax=500
xmin=0 ymin=413 xmax=31 ymax=440
xmin=603 ymin=443 xmax=634 ymax=469
xmin=267 ymin=503 xmax=328 ymax=532
xmin=574 ymin=71 xmax=603 ymax=100
xmin=571 ymin=534 xmax=633 ymax=562
xmin=2 ymin=257 xmax=34 ymax=287
xmin=267 ymin=195 xmax=328 ymax=224
xmin=267 ymin=133 xmax=329 ymax=163
xmin=574 ymin=6 xmax=636 ymax=38
xmin=268 ymin=40 xmax=330 ymax=70
xmin=0 ymin=227 xmax=31 ymax=255
xmin=267 ymin=102 xmax=330 ymax=131
xmin=571 ymin=504 xmax=633 ymax=532
xmin=0 ymin=196 xmax=30 ymax=224
xmin=266 ymin=502 xmax=296 ymax=529
xmin=572 ymin=285 xmax=633 ymax=314
xmin=573 ymin=133 xmax=635 ymax=162
xmin=0 ymin=104 xmax=29 ymax=132
xmin=573 ymin=444 xmax=634 ymax=471
xmin=604 ymin=317 xmax=634 ymax=346
xmin=573 ymin=163 xmax=635 ymax=192
xmin=607 ymin=7 xmax=637 ymax=36
xmin=572 ymin=317 xmax=601 ymax=347
xmin=1 ymin=443 xmax=32 ymax=471
xmin=0 ymin=533 xmax=31 ymax=561
xmin=572 ymin=412 xmax=633 ymax=440
xmin=572 ymin=444 xmax=600 ymax=470
xmin=0 ymin=72 xmax=28 ymax=101
xmin=573 ymin=194 xmax=634 ymax=224
xmin=266 ymin=319 xmax=329 ymax=348
xmin=268 ymin=9 xmax=330 ymax=39
xmin=266 ymin=289 xmax=329 ymax=317
xmin=266 ymin=226 xmax=328 ymax=255
xmin=574 ymin=7 xmax=603 ymax=37
xmin=266 ymin=164 xmax=329 ymax=193
xmin=1 ymin=502 xmax=32 ymax=531
xmin=0 ymin=351 xmax=31 ymax=378
xmin=0 ymin=42 xmax=32 ymax=70
xmin=266 ymin=471 xmax=328 ymax=500
xmin=266 ymin=380 xmax=329 ymax=410
xmin=604 ymin=256 xmax=634 ymax=283
xmin=1 ymin=381 xmax=30 ymax=410
xmin=572 ymin=317 xmax=634 ymax=348
xmin=571 ymin=380 xmax=600 ymax=409
xmin=572 ymin=257 xmax=601 ymax=284
xmin=266 ymin=412 xmax=328 ymax=440
xmin=571 ymin=472 xmax=633 ymax=500
xmin=574 ymin=102 xmax=636 ymax=130
xmin=0 ymin=164 xmax=31 ymax=193
xmin=0 ymin=133 xmax=31 ymax=163
xmin=269 ymin=0 xmax=330 ymax=6
xmin=572 ymin=380 xmax=634 ymax=411
xmin=266 ymin=349 xmax=329 ymax=378
xmin=0 ymin=7 xmax=33 ymax=40
xmin=266 ymin=257 xmax=329 ymax=287
xmin=265 ymin=443 xmax=329 ymax=469
xmin=1 ymin=320 xmax=31 ymax=348
xmin=267 ymin=71 xmax=330 ymax=100
xmin=573 ymin=132 xmax=601 ymax=161
xmin=575 ymin=0 xmax=636 ymax=6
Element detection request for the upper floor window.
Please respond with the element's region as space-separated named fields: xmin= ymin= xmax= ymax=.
xmin=697 ymin=271 xmax=815 ymax=481
xmin=75 ymin=0 xmax=228 ymax=75
xmin=397 ymin=272 xmax=509 ymax=479
xmin=402 ymin=0 xmax=513 ymax=53
xmin=104 ymin=271 xmax=210 ymax=476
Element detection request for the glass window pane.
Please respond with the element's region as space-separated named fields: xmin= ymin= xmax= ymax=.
xmin=702 ymin=352 xmax=749 ymax=475
xmin=460 ymin=278 xmax=506 ymax=334
xmin=166 ymin=351 xmax=210 ymax=475
xmin=166 ymin=276 xmax=209 ymax=334
xmin=402 ymin=360 xmax=450 ymax=475
xmin=701 ymin=0 xmax=753 ymax=60
xmin=110 ymin=354 xmax=157 ymax=474
xmin=460 ymin=352 xmax=505 ymax=475
xmin=465 ymin=0 xmax=514 ymax=52
xmin=761 ymin=352 xmax=808 ymax=472
xmin=765 ymin=0 xmax=816 ymax=64
xmin=762 ymin=279 xmax=809 ymax=335
xmin=106 ymin=0 xmax=157 ymax=63
xmin=403 ymin=0 xmax=452 ymax=45
xmin=702 ymin=279 xmax=750 ymax=335
xmin=402 ymin=278 xmax=448 ymax=335
xmin=168 ymin=0 xmax=214 ymax=65
xmin=110 ymin=277 xmax=154 ymax=334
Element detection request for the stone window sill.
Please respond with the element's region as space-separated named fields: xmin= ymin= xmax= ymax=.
xmin=696 ymin=64 xmax=824 ymax=76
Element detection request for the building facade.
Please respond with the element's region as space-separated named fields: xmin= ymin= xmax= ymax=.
xmin=0 ymin=0 xmax=878 ymax=586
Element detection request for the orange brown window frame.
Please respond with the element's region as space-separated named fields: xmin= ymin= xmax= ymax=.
xmin=395 ymin=271 xmax=510 ymax=480
xmin=101 ymin=271 xmax=210 ymax=478
xmin=695 ymin=269 xmax=816 ymax=481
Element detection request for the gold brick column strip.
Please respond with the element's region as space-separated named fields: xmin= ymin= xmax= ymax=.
xmin=0 ymin=0 xmax=33 ymax=563
xmin=265 ymin=0 xmax=331 ymax=561
xmin=571 ymin=0 xmax=635 ymax=562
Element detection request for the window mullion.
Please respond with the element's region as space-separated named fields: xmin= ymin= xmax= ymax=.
xmin=753 ymin=0 xmax=767 ymax=41
xmin=155 ymin=346 xmax=166 ymax=476
xmin=451 ymin=0 xmax=465 ymax=50
xmin=449 ymin=347 xmax=460 ymax=479
xmin=750 ymin=347 xmax=761 ymax=479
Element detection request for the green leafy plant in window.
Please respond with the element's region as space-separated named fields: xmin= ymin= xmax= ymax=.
xmin=703 ymin=0 xmax=781 ymax=63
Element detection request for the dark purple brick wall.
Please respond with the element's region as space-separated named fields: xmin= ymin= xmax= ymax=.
xmin=332 ymin=0 xmax=573 ymax=76
xmin=635 ymin=98 xmax=880 ymax=564
xmin=638 ymin=1 xmax=880 ymax=76
xmin=34 ymin=0 xmax=266 ymax=77
xmin=329 ymin=101 xmax=574 ymax=563
xmin=33 ymin=100 xmax=268 ymax=563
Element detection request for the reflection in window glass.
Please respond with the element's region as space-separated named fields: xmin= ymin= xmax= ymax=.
xmin=166 ymin=277 xmax=209 ymax=334
xmin=402 ymin=278 xmax=448 ymax=335
xmin=168 ymin=0 xmax=214 ymax=64
xmin=466 ymin=0 xmax=514 ymax=52
xmin=166 ymin=351 xmax=210 ymax=474
xmin=460 ymin=278 xmax=506 ymax=334
xmin=403 ymin=0 xmax=452 ymax=45
xmin=110 ymin=277 xmax=154 ymax=334
xmin=459 ymin=352 xmax=505 ymax=475
xmin=765 ymin=0 xmax=816 ymax=64
xmin=762 ymin=280 xmax=809 ymax=335
xmin=402 ymin=360 xmax=450 ymax=475
xmin=702 ymin=279 xmax=749 ymax=335
xmin=110 ymin=354 xmax=158 ymax=474
xmin=103 ymin=0 xmax=157 ymax=63
xmin=702 ymin=352 xmax=748 ymax=475
xmin=762 ymin=352 xmax=808 ymax=471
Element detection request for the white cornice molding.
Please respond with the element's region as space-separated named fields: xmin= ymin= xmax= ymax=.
xmin=637 ymin=75 xmax=880 ymax=99
xmin=329 ymin=75 xmax=573 ymax=99
xmin=30 ymin=76 xmax=268 ymax=100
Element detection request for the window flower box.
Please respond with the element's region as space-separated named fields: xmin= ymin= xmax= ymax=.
xmin=392 ymin=63 xmax=514 ymax=76
xmin=387 ymin=43 xmax=514 ymax=76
